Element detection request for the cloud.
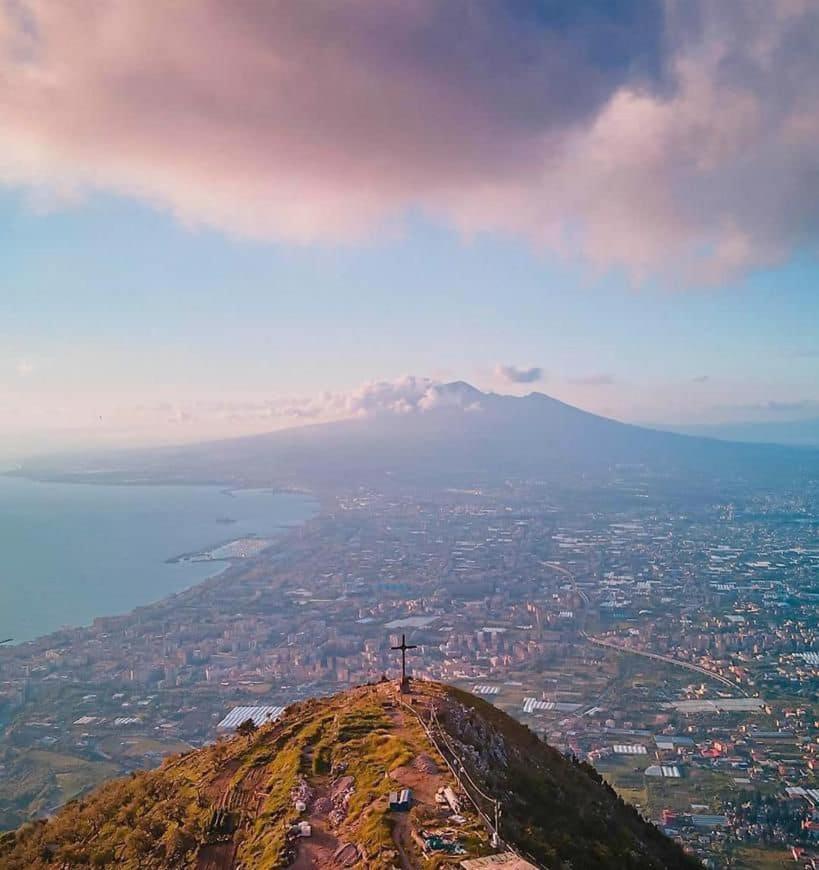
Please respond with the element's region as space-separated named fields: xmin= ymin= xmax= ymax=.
xmin=691 ymin=375 xmax=710 ymax=383
xmin=496 ymin=365 xmax=544 ymax=384
xmin=14 ymin=359 xmax=35 ymax=377
xmin=316 ymin=377 xmax=484 ymax=416
xmin=1 ymin=2 xmax=819 ymax=282
xmin=567 ymin=373 xmax=615 ymax=386
xmin=125 ymin=377 xmax=484 ymax=429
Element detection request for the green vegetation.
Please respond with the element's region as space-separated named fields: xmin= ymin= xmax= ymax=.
xmin=0 ymin=760 xmax=208 ymax=868
xmin=444 ymin=685 xmax=699 ymax=870
xmin=0 ymin=748 xmax=120 ymax=830
xmin=237 ymin=693 xmax=421 ymax=868
xmin=733 ymin=845 xmax=793 ymax=869
xmin=0 ymin=682 xmax=698 ymax=869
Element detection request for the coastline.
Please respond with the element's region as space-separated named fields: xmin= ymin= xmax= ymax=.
xmin=0 ymin=479 xmax=318 ymax=647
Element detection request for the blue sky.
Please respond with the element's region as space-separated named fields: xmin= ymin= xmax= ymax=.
xmin=1 ymin=1 xmax=818 ymax=457
xmin=3 ymin=189 xmax=818 ymax=447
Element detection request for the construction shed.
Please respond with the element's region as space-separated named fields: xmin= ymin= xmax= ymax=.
xmin=389 ymin=788 xmax=412 ymax=811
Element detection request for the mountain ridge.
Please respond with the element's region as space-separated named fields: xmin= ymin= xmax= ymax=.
xmin=0 ymin=680 xmax=698 ymax=869
xmin=11 ymin=382 xmax=819 ymax=490
xmin=661 ymin=416 xmax=819 ymax=448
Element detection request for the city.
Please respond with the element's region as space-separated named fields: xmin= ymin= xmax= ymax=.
xmin=2 ymin=470 xmax=817 ymax=867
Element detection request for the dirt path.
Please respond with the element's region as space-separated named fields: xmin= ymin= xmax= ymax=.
xmin=390 ymin=813 xmax=416 ymax=870
xmin=198 ymin=684 xmax=486 ymax=870
xmin=288 ymin=743 xmax=344 ymax=869
xmin=289 ymin=817 xmax=343 ymax=869
xmin=195 ymin=752 xmax=270 ymax=870
xmin=383 ymin=697 xmax=451 ymax=869
xmin=195 ymin=841 xmax=236 ymax=870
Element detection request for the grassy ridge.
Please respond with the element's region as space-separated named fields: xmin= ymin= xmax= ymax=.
xmin=0 ymin=682 xmax=698 ymax=869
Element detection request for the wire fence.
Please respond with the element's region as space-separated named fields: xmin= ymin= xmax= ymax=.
xmin=396 ymin=690 xmax=545 ymax=868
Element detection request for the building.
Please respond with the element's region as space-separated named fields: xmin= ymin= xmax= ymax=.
xmin=216 ymin=705 xmax=286 ymax=731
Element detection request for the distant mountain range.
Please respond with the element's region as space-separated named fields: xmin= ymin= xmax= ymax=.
xmin=13 ymin=383 xmax=819 ymax=490
xmin=662 ymin=417 xmax=819 ymax=449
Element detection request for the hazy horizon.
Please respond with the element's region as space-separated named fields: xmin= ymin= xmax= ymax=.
xmin=2 ymin=1 xmax=819 ymax=456
xmin=4 ymin=376 xmax=819 ymax=465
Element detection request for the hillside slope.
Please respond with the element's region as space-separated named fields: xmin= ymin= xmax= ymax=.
xmin=0 ymin=681 xmax=697 ymax=869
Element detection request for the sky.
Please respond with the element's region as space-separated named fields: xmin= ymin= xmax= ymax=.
xmin=2 ymin=0 xmax=819 ymax=460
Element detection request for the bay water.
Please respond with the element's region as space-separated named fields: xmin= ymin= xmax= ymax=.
xmin=0 ymin=476 xmax=315 ymax=643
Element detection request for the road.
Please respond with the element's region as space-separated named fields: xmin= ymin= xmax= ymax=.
xmin=585 ymin=635 xmax=751 ymax=698
xmin=540 ymin=560 xmax=751 ymax=699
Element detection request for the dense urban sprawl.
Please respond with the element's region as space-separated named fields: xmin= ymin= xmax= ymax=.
xmin=1 ymin=473 xmax=818 ymax=867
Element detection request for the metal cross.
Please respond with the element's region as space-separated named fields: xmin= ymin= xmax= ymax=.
xmin=391 ymin=633 xmax=417 ymax=685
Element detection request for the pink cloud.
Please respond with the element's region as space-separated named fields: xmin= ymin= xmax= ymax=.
xmin=115 ymin=377 xmax=482 ymax=430
xmin=1 ymin=1 xmax=818 ymax=282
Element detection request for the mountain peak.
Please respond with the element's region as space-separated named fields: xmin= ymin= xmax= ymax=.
xmin=440 ymin=380 xmax=485 ymax=396
xmin=0 ymin=681 xmax=696 ymax=869
xmin=14 ymin=376 xmax=817 ymax=491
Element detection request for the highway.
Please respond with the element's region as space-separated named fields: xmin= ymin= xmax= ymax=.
xmin=540 ymin=561 xmax=751 ymax=699
xmin=585 ymin=635 xmax=751 ymax=698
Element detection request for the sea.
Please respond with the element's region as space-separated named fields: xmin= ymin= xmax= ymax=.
xmin=0 ymin=476 xmax=316 ymax=644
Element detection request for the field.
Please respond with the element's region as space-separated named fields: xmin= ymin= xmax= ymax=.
xmin=97 ymin=735 xmax=194 ymax=759
xmin=733 ymin=845 xmax=792 ymax=868
xmin=0 ymin=748 xmax=119 ymax=827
